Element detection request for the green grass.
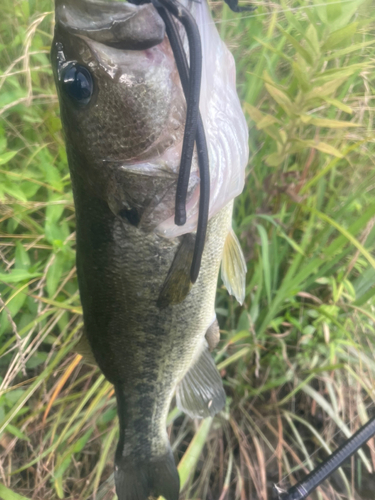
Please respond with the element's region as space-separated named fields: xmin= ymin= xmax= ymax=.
xmin=1 ymin=0 xmax=375 ymax=499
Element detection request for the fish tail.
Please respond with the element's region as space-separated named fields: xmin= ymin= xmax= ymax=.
xmin=114 ymin=385 xmax=179 ymax=500
xmin=114 ymin=447 xmax=180 ymax=500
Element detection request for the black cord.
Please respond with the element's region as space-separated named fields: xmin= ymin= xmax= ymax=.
xmin=154 ymin=6 xmax=209 ymax=282
xmin=155 ymin=0 xmax=202 ymax=228
xmin=276 ymin=415 xmax=375 ymax=500
xmin=128 ymin=0 xmax=208 ymax=282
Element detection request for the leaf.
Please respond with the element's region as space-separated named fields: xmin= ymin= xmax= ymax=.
xmin=257 ymin=224 xmax=271 ymax=304
xmin=297 ymin=140 xmax=343 ymax=158
xmin=305 ymin=206 xmax=375 ymax=272
xmin=280 ymin=0 xmax=304 ymax=34
xmin=265 ymin=152 xmax=287 ymax=167
xmin=323 ymin=97 xmax=353 ymax=114
xmin=254 ymin=214 xmax=306 ymax=256
xmin=312 ymin=64 xmax=364 ymax=85
xmin=39 ymin=162 xmax=63 ymax=191
xmin=299 ymin=116 xmax=359 ymax=128
xmin=305 ymin=78 xmax=347 ymax=100
xmin=305 ymin=24 xmax=320 ymax=57
xmin=262 ymin=70 xmax=286 ymax=89
xmin=21 ymin=181 xmax=41 ymax=199
xmin=0 ymin=150 xmax=17 ymax=165
xmin=265 ymin=83 xmax=294 ymax=115
xmin=313 ymin=0 xmax=366 ymax=31
xmin=301 ymin=142 xmax=362 ymax=193
xmin=178 ymin=418 xmax=213 ymax=489
xmin=0 ymin=269 xmax=41 ymax=284
xmin=244 ymin=103 xmax=264 ymax=123
xmin=25 ymin=352 xmax=48 ymax=369
xmin=325 ymin=40 xmax=375 ymax=61
xmin=0 ymin=284 xmax=29 ymax=335
xmin=5 ymin=423 xmax=30 ymax=442
xmin=46 ymin=253 xmax=65 ymax=297
xmin=322 ymin=22 xmax=358 ymax=51
xmin=277 ymin=230 xmax=305 ymax=256
xmin=2 ymin=181 xmax=27 ymax=202
xmin=54 ymin=429 xmax=94 ymax=498
xmin=0 ymin=326 xmax=82 ymax=439
xmin=92 ymin=426 xmax=118 ymax=495
xmin=252 ymin=36 xmax=292 ymax=63
xmin=15 ymin=243 xmax=31 ymax=270
xmin=0 ymin=136 xmax=7 ymax=153
xmin=45 ymin=201 xmax=65 ymax=225
xmin=244 ymin=103 xmax=283 ymax=140
xmin=278 ymin=26 xmax=313 ymax=64
xmin=0 ymin=484 xmax=31 ymax=500
xmin=257 ymin=114 xmax=281 ymax=129
xmin=292 ymin=62 xmax=310 ymax=92
xmin=217 ymin=347 xmax=251 ymax=370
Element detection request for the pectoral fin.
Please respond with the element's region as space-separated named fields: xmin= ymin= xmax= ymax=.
xmin=221 ymin=228 xmax=247 ymax=305
xmin=176 ymin=342 xmax=225 ymax=419
xmin=205 ymin=318 xmax=220 ymax=351
xmin=75 ymin=331 xmax=97 ymax=366
xmin=157 ymin=234 xmax=194 ymax=309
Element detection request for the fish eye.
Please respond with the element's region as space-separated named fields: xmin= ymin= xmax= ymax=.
xmin=60 ymin=63 xmax=93 ymax=105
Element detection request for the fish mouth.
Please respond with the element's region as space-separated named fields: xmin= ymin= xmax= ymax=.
xmin=54 ymin=0 xmax=165 ymax=50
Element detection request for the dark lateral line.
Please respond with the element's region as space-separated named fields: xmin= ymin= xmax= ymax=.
xmin=155 ymin=5 xmax=209 ymax=283
xmin=155 ymin=0 xmax=202 ymax=228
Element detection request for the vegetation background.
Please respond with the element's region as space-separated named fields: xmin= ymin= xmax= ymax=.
xmin=0 ymin=0 xmax=375 ymax=498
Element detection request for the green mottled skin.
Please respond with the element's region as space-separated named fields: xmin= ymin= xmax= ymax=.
xmin=52 ymin=13 xmax=232 ymax=464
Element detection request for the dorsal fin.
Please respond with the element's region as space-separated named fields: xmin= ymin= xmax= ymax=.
xmin=221 ymin=229 xmax=247 ymax=305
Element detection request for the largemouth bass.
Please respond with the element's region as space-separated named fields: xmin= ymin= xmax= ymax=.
xmin=51 ymin=1 xmax=248 ymax=499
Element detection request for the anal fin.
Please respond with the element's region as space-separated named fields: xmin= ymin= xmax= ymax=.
xmin=176 ymin=342 xmax=225 ymax=419
xmin=75 ymin=331 xmax=97 ymax=366
xmin=221 ymin=228 xmax=247 ymax=305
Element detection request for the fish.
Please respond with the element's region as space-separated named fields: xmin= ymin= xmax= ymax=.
xmin=50 ymin=0 xmax=249 ymax=499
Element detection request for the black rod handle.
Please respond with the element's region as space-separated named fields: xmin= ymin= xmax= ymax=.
xmin=278 ymin=416 xmax=375 ymax=500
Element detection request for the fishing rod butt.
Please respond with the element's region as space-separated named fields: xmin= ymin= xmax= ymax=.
xmin=273 ymin=483 xmax=306 ymax=500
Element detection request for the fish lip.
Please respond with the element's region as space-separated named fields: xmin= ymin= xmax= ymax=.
xmin=54 ymin=0 xmax=166 ymax=51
